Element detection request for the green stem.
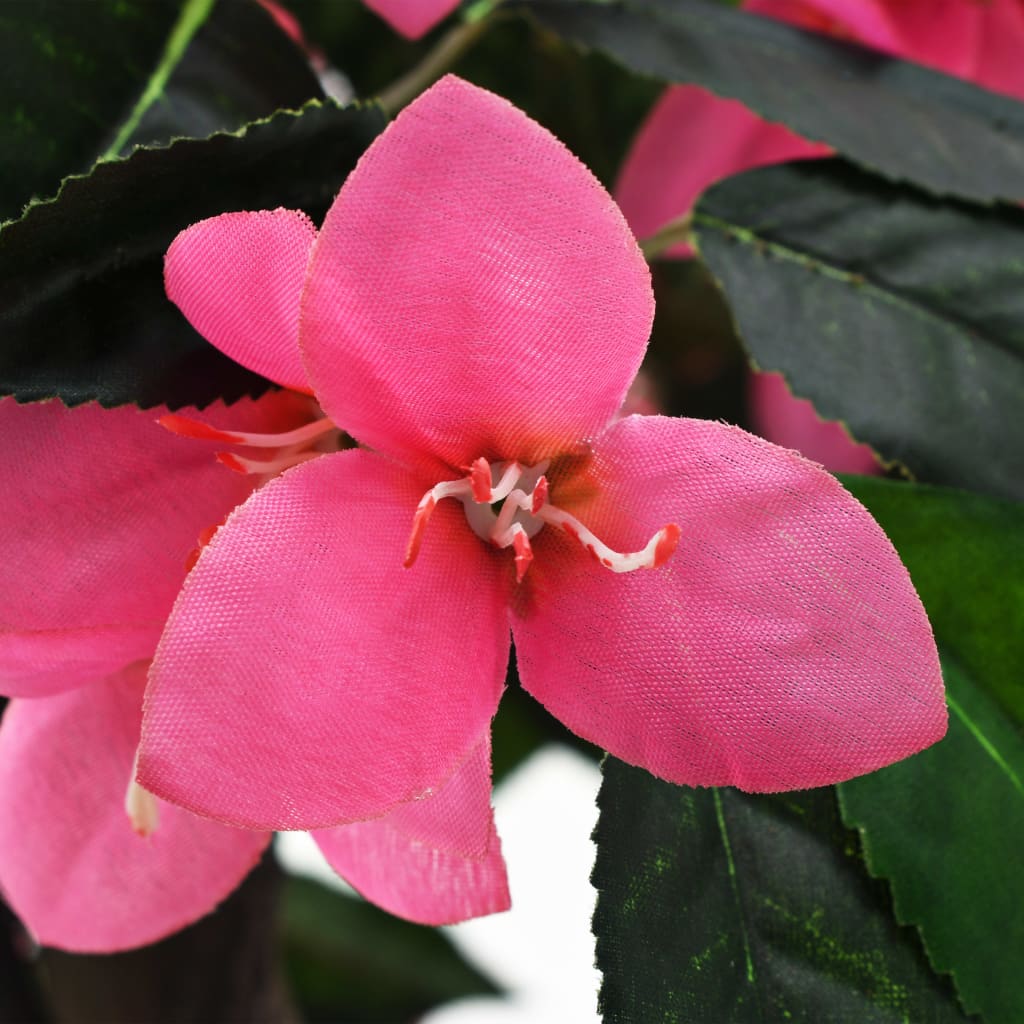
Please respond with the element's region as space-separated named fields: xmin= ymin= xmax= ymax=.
xmin=378 ymin=7 xmax=501 ymax=117
xmin=640 ymin=213 xmax=695 ymax=261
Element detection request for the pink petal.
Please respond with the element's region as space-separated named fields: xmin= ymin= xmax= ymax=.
xmin=140 ymin=450 xmax=509 ymax=830
xmin=0 ymin=662 xmax=269 ymax=952
xmin=0 ymin=394 xmax=304 ymax=698
xmin=749 ymin=371 xmax=880 ymax=474
xmin=313 ymin=734 xmax=510 ymax=924
xmin=615 ymin=86 xmax=828 ymax=255
xmin=165 ymin=208 xmax=316 ymax=393
xmin=301 ymin=76 xmax=654 ymax=474
xmin=511 ymin=415 xmax=946 ymax=792
xmin=362 ymin=0 xmax=460 ymax=39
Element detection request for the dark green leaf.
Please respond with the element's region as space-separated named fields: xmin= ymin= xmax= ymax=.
xmin=282 ymin=874 xmax=498 ymax=1024
xmin=594 ymin=763 xmax=972 ymax=1023
xmin=693 ymin=159 xmax=1024 ymax=502
xmin=0 ymin=0 xmax=188 ymax=223
xmin=121 ymin=0 xmax=324 ymax=153
xmin=836 ymin=477 xmax=1024 ymax=1023
xmin=521 ymin=0 xmax=1024 ymax=204
xmin=0 ymin=99 xmax=385 ymax=411
xmin=0 ymin=0 xmax=324 ymax=224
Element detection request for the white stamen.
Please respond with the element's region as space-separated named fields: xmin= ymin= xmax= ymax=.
xmin=404 ymin=458 xmax=680 ymax=579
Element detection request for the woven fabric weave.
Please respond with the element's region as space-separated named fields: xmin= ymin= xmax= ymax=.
xmin=141 ymin=449 xmax=509 ymax=831
xmin=512 ymin=416 xmax=945 ymax=792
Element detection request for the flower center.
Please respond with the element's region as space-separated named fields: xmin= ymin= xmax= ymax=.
xmin=405 ymin=457 xmax=680 ymax=582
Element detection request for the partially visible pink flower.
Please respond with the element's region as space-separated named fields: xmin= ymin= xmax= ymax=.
xmin=0 ymin=395 xmax=289 ymax=950
xmin=615 ymin=0 xmax=1024 ymax=472
xmin=0 ymin=394 xmax=506 ymax=951
xmin=138 ymin=77 xmax=945 ymax=851
xmin=363 ymin=0 xmax=461 ymax=39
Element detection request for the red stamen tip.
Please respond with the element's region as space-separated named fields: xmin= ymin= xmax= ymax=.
xmin=653 ymin=523 xmax=682 ymax=568
xmin=404 ymin=497 xmax=436 ymax=568
xmin=470 ymin=458 xmax=493 ymax=503
xmin=531 ymin=476 xmax=549 ymax=515
xmin=216 ymin=451 xmax=247 ymax=474
xmin=158 ymin=414 xmax=240 ymax=444
xmin=512 ymin=530 xmax=534 ymax=583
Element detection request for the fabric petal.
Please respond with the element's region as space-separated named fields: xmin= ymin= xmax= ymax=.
xmin=511 ymin=415 xmax=946 ymax=792
xmin=749 ymin=371 xmax=880 ymax=474
xmin=301 ymin=75 xmax=653 ymax=474
xmin=0 ymin=662 xmax=269 ymax=953
xmin=140 ymin=450 xmax=509 ymax=831
xmin=615 ymin=85 xmax=828 ymax=255
xmin=312 ymin=734 xmax=510 ymax=924
xmin=165 ymin=208 xmax=316 ymax=392
xmin=0 ymin=393 xmax=305 ymax=698
xmin=362 ymin=0 xmax=460 ymax=39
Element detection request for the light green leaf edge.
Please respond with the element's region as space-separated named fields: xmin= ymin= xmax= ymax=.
xmin=1 ymin=94 xmax=381 ymax=235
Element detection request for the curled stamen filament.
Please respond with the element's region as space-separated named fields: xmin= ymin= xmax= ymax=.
xmin=159 ymin=414 xmax=337 ymax=449
xmin=536 ymin=504 xmax=681 ymax=573
xmin=160 ymin=413 xmax=339 ymax=477
xmin=404 ymin=478 xmax=476 ymax=567
xmin=217 ymin=449 xmax=322 ymax=476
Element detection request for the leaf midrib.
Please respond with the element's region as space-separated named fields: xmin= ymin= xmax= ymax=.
xmin=693 ymin=210 xmax=1023 ymax=362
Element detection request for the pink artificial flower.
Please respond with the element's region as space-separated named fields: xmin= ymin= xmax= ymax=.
xmin=137 ymin=75 xmax=946 ymax=869
xmin=0 ymin=395 xmax=506 ymax=951
xmin=616 ymin=0 xmax=1024 ymax=472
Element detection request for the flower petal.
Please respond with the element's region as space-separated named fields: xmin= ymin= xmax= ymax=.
xmin=0 ymin=394 xmax=303 ymax=698
xmin=749 ymin=371 xmax=880 ymax=474
xmin=165 ymin=208 xmax=316 ymax=392
xmin=615 ymin=85 xmax=828 ymax=254
xmin=302 ymin=75 xmax=654 ymax=473
xmin=313 ymin=734 xmax=510 ymax=924
xmin=511 ymin=415 xmax=946 ymax=792
xmin=0 ymin=663 xmax=269 ymax=952
xmin=362 ymin=0 xmax=460 ymax=39
xmin=140 ymin=450 xmax=509 ymax=830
